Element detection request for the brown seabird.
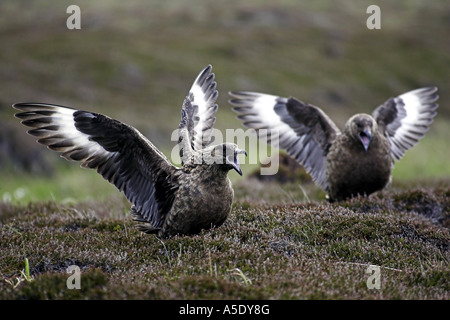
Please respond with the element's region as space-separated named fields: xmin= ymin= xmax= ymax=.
xmin=13 ymin=65 xmax=246 ymax=238
xmin=229 ymin=87 xmax=438 ymax=201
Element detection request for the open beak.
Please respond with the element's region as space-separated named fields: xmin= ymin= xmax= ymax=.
xmin=230 ymin=149 xmax=247 ymax=176
xmin=359 ymin=128 xmax=372 ymax=152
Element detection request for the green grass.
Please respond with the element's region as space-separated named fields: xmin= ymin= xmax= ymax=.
xmin=390 ymin=119 xmax=450 ymax=180
xmin=1 ymin=167 xmax=120 ymax=204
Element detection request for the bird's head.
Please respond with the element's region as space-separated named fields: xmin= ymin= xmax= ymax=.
xmin=346 ymin=114 xmax=378 ymax=152
xmin=203 ymin=143 xmax=247 ymax=175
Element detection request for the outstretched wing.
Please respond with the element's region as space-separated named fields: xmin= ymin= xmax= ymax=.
xmin=180 ymin=65 xmax=219 ymax=152
xmin=229 ymin=92 xmax=340 ymax=190
xmin=13 ymin=103 xmax=179 ymax=230
xmin=372 ymin=87 xmax=438 ymax=161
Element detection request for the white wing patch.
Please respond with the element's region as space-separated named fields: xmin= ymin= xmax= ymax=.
xmin=185 ymin=65 xmax=218 ymax=150
xmin=14 ymin=103 xmax=111 ymax=164
xmin=190 ymin=80 xmax=210 ymax=149
xmin=229 ymin=91 xmax=335 ymax=190
xmin=230 ymin=92 xmax=299 ymax=148
xmin=385 ymin=87 xmax=438 ymax=160
xmin=190 ymin=78 xmax=209 ymax=116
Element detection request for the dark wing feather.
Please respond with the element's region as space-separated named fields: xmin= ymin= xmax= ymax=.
xmin=13 ymin=103 xmax=179 ymax=230
xmin=229 ymin=92 xmax=340 ymax=190
xmin=372 ymin=87 xmax=438 ymax=160
xmin=180 ymin=65 xmax=219 ymax=151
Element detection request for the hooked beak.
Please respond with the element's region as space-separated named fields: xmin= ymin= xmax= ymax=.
xmin=359 ymin=128 xmax=372 ymax=152
xmin=229 ymin=148 xmax=247 ymax=176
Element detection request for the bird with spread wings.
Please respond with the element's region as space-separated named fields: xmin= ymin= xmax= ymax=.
xmin=14 ymin=65 xmax=246 ymax=238
xmin=229 ymin=87 xmax=438 ymax=201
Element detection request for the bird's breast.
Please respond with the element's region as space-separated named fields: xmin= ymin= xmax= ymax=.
xmin=326 ymin=135 xmax=392 ymax=200
xmin=160 ymin=171 xmax=234 ymax=237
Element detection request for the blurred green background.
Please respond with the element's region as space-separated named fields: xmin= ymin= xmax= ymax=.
xmin=1 ymin=0 xmax=449 ymax=203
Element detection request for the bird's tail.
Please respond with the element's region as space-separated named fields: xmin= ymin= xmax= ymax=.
xmin=130 ymin=206 xmax=160 ymax=234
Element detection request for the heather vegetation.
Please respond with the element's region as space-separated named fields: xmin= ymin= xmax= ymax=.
xmin=0 ymin=183 xmax=448 ymax=299
xmin=0 ymin=0 xmax=448 ymax=299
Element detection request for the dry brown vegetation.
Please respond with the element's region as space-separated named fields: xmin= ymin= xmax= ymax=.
xmin=0 ymin=181 xmax=448 ymax=300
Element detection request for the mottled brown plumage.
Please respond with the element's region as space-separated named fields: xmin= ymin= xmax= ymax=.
xmin=157 ymin=151 xmax=234 ymax=237
xmin=230 ymin=87 xmax=438 ymax=201
xmin=326 ymin=114 xmax=392 ymax=201
xmin=13 ymin=65 xmax=246 ymax=238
